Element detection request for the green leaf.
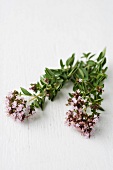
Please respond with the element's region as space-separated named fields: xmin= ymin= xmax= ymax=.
xmin=98 ymin=63 xmax=102 ymax=72
xmin=40 ymin=77 xmax=48 ymax=85
xmin=95 ymin=98 xmax=103 ymax=102
xmin=34 ymin=100 xmax=39 ymax=108
xmin=66 ymin=53 xmax=75 ymax=67
xmin=89 ymin=54 xmax=95 ymax=59
xmin=78 ymin=68 xmax=84 ymax=78
xmin=45 ymin=68 xmax=55 ymax=78
xmin=97 ymin=52 xmax=103 ymax=61
xmin=73 ymin=84 xmax=78 ymax=91
xmin=82 ymin=52 xmax=91 ymax=58
xmin=97 ymin=74 xmax=107 ymax=84
xmin=98 ymin=106 xmax=105 ymax=111
xmin=80 ymin=67 xmax=88 ymax=80
xmin=101 ymin=57 xmax=106 ymax=67
xmin=103 ymin=67 xmax=108 ymax=73
xmin=67 ymin=64 xmax=78 ymax=78
xmin=97 ymin=48 xmax=106 ymax=61
xmin=80 ymin=60 xmax=84 ymax=66
xmin=69 ymin=93 xmax=73 ymax=97
xmin=36 ymin=82 xmax=41 ymax=89
xmin=87 ymin=60 xmax=95 ymax=66
xmin=20 ymin=87 xmax=32 ymax=96
xmin=102 ymin=48 xmax=106 ymax=57
xmin=60 ymin=59 xmax=64 ymax=68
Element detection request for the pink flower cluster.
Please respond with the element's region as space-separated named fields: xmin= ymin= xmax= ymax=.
xmin=6 ymin=90 xmax=36 ymax=121
xmin=65 ymin=89 xmax=99 ymax=138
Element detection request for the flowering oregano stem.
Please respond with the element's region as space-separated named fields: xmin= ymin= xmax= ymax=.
xmin=6 ymin=54 xmax=79 ymax=121
xmin=65 ymin=48 xmax=108 ymax=138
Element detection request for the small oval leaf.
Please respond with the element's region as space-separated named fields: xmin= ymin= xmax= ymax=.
xmin=21 ymin=87 xmax=32 ymax=96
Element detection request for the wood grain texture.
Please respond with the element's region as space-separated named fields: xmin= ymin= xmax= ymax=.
xmin=0 ymin=0 xmax=113 ymax=170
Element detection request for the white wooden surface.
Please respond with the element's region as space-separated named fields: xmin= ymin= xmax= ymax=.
xmin=0 ymin=0 xmax=113 ymax=170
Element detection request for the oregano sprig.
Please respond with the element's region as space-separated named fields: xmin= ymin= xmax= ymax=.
xmin=6 ymin=54 xmax=78 ymax=121
xmin=65 ymin=48 xmax=108 ymax=138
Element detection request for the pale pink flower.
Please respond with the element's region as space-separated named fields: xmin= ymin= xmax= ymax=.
xmin=25 ymin=106 xmax=30 ymax=112
xmin=78 ymin=96 xmax=82 ymax=100
xmin=78 ymin=108 xmax=83 ymax=113
xmin=84 ymin=99 xmax=87 ymax=103
xmin=5 ymin=98 xmax=9 ymax=105
xmin=16 ymin=96 xmax=22 ymax=100
xmin=77 ymin=89 xmax=80 ymax=93
xmin=6 ymin=90 xmax=36 ymax=121
xmin=13 ymin=113 xmax=17 ymax=118
xmin=72 ymin=97 xmax=77 ymax=103
xmin=78 ymin=79 xmax=82 ymax=82
xmin=83 ymin=105 xmax=86 ymax=109
xmin=8 ymin=92 xmax=13 ymax=98
xmin=74 ymin=106 xmax=78 ymax=111
xmin=7 ymin=107 xmax=11 ymax=111
xmin=32 ymin=110 xmax=36 ymax=115
xmin=76 ymin=123 xmax=80 ymax=127
xmin=17 ymin=104 xmax=23 ymax=112
xmin=73 ymin=112 xmax=77 ymax=116
xmin=65 ymin=89 xmax=100 ymax=138
xmin=93 ymin=117 xmax=99 ymax=123
xmin=84 ymin=133 xmax=90 ymax=138
xmin=12 ymin=101 xmax=17 ymax=108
